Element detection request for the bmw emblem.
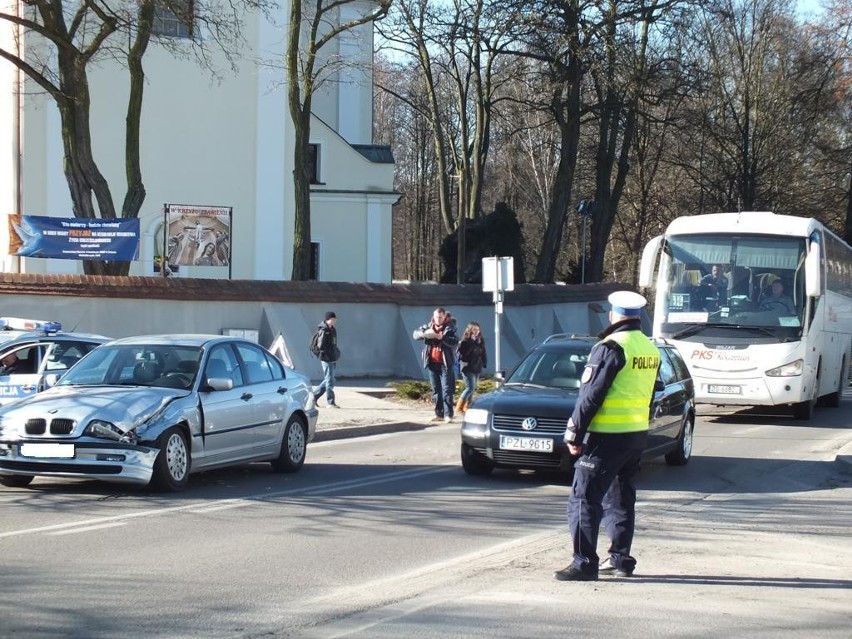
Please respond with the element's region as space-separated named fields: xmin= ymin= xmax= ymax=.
xmin=521 ymin=417 xmax=537 ymax=431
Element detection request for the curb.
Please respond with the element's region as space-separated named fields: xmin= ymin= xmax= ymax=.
xmin=314 ymin=421 xmax=445 ymax=443
xmin=836 ymin=441 xmax=852 ymax=473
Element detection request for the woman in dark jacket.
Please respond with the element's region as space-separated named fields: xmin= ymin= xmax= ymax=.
xmin=455 ymin=321 xmax=487 ymax=413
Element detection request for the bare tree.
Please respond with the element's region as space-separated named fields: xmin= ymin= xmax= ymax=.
xmin=377 ymin=0 xmax=520 ymax=282
xmin=374 ymin=55 xmax=444 ymax=280
xmin=585 ymin=0 xmax=685 ymax=283
xmin=287 ymin=0 xmax=391 ymax=280
xmin=372 ymin=0 xmax=852 ymax=285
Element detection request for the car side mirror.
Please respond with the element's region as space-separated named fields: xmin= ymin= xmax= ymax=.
xmin=494 ymin=371 xmax=506 ymax=386
xmin=203 ymin=377 xmax=234 ymax=392
xmin=654 ymin=379 xmax=665 ymax=392
xmin=43 ymin=373 xmax=62 ymax=389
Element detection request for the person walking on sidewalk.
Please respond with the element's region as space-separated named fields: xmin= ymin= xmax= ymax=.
xmin=554 ymin=291 xmax=660 ymax=582
xmin=312 ymin=312 xmax=341 ymax=408
xmin=455 ymin=321 xmax=487 ymax=414
xmin=413 ymin=307 xmax=459 ymax=423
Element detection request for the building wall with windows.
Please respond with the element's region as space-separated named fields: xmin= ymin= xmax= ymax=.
xmin=0 ymin=2 xmax=396 ymax=283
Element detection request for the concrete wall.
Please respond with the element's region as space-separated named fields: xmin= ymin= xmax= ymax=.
xmin=0 ymin=278 xmax=634 ymax=381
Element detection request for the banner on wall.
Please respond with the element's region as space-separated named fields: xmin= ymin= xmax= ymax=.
xmin=7 ymin=215 xmax=140 ymax=261
xmin=164 ymin=204 xmax=231 ymax=269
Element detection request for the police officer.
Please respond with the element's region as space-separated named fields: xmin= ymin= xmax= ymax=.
xmin=554 ymin=290 xmax=660 ymax=581
xmin=0 ymin=352 xmax=21 ymax=375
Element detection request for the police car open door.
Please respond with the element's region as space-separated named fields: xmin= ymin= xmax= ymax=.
xmin=0 ymin=344 xmax=47 ymax=404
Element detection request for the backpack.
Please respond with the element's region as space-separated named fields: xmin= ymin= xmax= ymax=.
xmin=309 ymin=327 xmax=323 ymax=357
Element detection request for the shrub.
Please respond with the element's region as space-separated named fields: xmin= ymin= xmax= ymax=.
xmin=388 ymin=376 xmax=497 ymax=401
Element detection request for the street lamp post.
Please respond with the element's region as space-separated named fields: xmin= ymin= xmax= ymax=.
xmin=577 ymin=199 xmax=595 ymax=284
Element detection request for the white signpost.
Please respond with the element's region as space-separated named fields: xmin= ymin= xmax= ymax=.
xmin=482 ymin=256 xmax=514 ymax=378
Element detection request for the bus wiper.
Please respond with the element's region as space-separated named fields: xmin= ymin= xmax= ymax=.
xmin=673 ymin=323 xmax=777 ymax=339
xmin=672 ymin=323 xmax=714 ymax=339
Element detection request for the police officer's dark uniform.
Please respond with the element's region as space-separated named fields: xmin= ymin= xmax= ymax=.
xmin=555 ymin=291 xmax=660 ymax=581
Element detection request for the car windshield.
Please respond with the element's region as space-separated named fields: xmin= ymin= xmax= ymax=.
xmin=505 ymin=345 xmax=592 ymax=390
xmin=58 ymin=344 xmax=202 ymax=389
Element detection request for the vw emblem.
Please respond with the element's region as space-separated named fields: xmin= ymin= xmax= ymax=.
xmin=521 ymin=417 xmax=537 ymax=431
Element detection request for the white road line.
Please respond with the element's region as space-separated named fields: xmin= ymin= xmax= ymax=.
xmin=47 ymin=522 xmax=127 ymax=536
xmin=191 ymin=500 xmax=250 ymax=514
xmin=0 ymin=464 xmax=455 ymax=540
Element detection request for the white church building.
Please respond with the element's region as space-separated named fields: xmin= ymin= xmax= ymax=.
xmin=0 ymin=2 xmax=397 ymax=283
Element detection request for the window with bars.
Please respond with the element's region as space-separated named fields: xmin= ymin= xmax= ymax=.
xmin=310 ymin=242 xmax=320 ymax=280
xmin=152 ymin=1 xmax=194 ymax=38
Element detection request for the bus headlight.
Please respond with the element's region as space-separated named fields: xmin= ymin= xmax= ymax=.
xmin=766 ymin=359 xmax=803 ymax=377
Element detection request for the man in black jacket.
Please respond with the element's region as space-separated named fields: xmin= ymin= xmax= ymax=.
xmin=413 ymin=307 xmax=459 ymax=422
xmin=312 ymin=312 xmax=341 ymax=408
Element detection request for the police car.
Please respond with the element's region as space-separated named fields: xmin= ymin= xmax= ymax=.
xmin=460 ymin=335 xmax=695 ymax=476
xmin=0 ymin=317 xmax=109 ymax=405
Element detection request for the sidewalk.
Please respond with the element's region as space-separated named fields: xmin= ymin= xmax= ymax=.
xmin=312 ymin=377 xmax=445 ymax=442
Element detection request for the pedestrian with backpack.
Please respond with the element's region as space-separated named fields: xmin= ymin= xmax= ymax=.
xmin=455 ymin=321 xmax=487 ymax=414
xmin=311 ymin=311 xmax=340 ymax=408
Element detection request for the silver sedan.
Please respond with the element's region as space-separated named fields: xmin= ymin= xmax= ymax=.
xmin=0 ymin=335 xmax=318 ymax=491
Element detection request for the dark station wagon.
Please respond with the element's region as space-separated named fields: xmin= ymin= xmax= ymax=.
xmin=460 ymin=335 xmax=695 ymax=476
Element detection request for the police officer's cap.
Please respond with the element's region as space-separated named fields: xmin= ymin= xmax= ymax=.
xmin=608 ymin=291 xmax=647 ymax=317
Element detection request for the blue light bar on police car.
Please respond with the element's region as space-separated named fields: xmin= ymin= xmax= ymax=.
xmin=0 ymin=317 xmax=62 ymax=333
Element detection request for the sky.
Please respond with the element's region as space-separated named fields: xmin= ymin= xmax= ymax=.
xmin=797 ymin=0 xmax=826 ymax=17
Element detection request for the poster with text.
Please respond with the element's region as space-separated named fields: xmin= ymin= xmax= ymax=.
xmin=8 ymin=215 xmax=140 ymax=261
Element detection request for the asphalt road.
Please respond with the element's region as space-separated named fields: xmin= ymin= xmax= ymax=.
xmin=1 ymin=405 xmax=851 ymax=639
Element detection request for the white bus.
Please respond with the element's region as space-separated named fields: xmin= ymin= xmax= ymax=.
xmin=639 ymin=211 xmax=852 ymax=419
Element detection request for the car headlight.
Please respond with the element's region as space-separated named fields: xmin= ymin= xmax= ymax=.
xmin=463 ymin=408 xmax=489 ymax=425
xmin=766 ymin=359 xmax=803 ymax=377
xmin=85 ymin=420 xmax=127 ymax=441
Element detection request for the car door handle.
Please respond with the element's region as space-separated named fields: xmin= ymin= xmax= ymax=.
xmin=21 ymin=385 xmax=37 ymax=391
xmin=241 ymin=392 xmax=253 ymax=401
xmin=277 ymin=386 xmax=288 ymax=395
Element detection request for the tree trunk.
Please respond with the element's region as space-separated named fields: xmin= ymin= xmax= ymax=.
xmin=55 ymin=50 xmax=124 ymax=276
xmin=534 ymin=75 xmax=581 ymax=283
xmin=587 ymin=105 xmax=636 ymax=284
xmin=287 ymin=0 xmax=311 ymax=281
xmin=291 ymin=108 xmax=313 ymax=280
xmin=123 ymin=1 xmax=153 ymax=222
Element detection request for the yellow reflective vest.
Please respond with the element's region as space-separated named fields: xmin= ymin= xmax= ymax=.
xmin=588 ymin=330 xmax=660 ymax=434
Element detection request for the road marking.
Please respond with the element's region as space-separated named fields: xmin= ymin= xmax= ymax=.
xmin=0 ymin=464 xmax=455 ymax=540
xmin=291 ymin=527 xmax=567 ymax=637
xmin=46 ymin=521 xmax=127 ymax=536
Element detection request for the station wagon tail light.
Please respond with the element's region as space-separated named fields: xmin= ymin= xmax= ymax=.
xmin=463 ymin=408 xmax=489 ymax=425
xmin=766 ymin=359 xmax=803 ymax=377
xmin=85 ymin=420 xmax=129 ymax=441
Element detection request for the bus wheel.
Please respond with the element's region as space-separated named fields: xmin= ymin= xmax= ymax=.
xmin=824 ymin=358 xmax=845 ymax=408
xmin=793 ymin=376 xmax=818 ymax=420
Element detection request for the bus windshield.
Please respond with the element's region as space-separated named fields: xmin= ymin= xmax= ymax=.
xmin=660 ymin=234 xmax=807 ymax=339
